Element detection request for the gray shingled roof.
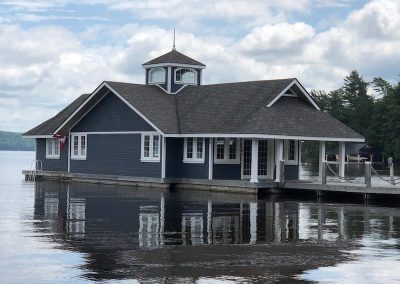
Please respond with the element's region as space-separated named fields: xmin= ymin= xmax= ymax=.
xmin=23 ymin=93 xmax=90 ymax=136
xmin=142 ymin=49 xmax=205 ymax=66
xmin=24 ymin=79 xmax=364 ymax=140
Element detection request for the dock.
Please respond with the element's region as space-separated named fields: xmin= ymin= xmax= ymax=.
xmin=23 ymin=169 xmax=400 ymax=197
xmin=22 ymin=170 xmax=277 ymax=194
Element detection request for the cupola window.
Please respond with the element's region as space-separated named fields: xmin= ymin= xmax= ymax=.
xmin=149 ymin=67 xmax=166 ymax=84
xmin=175 ymin=68 xmax=197 ymax=84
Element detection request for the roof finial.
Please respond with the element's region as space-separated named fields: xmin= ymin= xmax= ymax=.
xmin=172 ymin=28 xmax=176 ymax=51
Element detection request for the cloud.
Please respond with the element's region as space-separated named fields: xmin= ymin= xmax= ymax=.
xmin=1 ymin=0 xmax=400 ymax=132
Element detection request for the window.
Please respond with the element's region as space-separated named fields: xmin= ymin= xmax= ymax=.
xmin=71 ymin=134 xmax=87 ymax=160
xmin=284 ymin=139 xmax=298 ymax=164
xmin=141 ymin=133 xmax=160 ymax=162
xmin=175 ymin=68 xmax=197 ymax=84
xmin=46 ymin=139 xmax=60 ymax=159
xmin=183 ymin=138 xmax=204 ymax=163
xmin=214 ymin=138 xmax=240 ymax=164
xmin=149 ymin=67 xmax=166 ymax=84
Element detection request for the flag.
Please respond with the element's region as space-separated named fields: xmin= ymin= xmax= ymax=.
xmin=52 ymin=134 xmax=66 ymax=150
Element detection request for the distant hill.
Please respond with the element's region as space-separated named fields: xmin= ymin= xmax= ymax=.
xmin=0 ymin=130 xmax=35 ymax=151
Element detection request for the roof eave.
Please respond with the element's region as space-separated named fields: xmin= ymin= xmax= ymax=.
xmin=142 ymin=62 xmax=206 ymax=69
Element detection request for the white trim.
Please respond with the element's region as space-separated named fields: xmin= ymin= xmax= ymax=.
xmin=339 ymin=142 xmax=346 ymax=178
xmin=298 ymin=140 xmax=302 ymax=180
xmin=318 ymin=141 xmax=326 ymax=182
xmin=183 ymin=137 xmax=205 ymax=163
xmin=142 ymin=63 xmax=206 ymax=69
xmin=54 ymin=81 xmax=164 ymax=135
xmin=70 ymin=131 xmax=147 ymax=135
xmin=275 ymin=139 xmax=284 ymax=183
xmin=267 ymin=139 xmax=275 ymax=180
xmin=54 ymin=82 xmax=107 ymax=134
xmin=161 ymin=136 xmax=166 ymax=178
xmin=250 ymin=139 xmax=259 ymax=183
xmin=141 ymin=133 xmax=161 ymax=162
xmin=213 ymin=138 xmax=240 ymax=164
xmin=45 ymin=138 xmax=60 ymax=159
xmin=148 ymin=67 xmax=166 ymax=84
xmin=284 ymin=139 xmax=298 ymax=165
xmin=104 ymin=82 xmax=164 ymax=134
xmin=167 ymin=66 xmax=172 ymax=94
xmin=70 ymin=134 xmax=87 ymax=160
xmin=67 ymin=90 xmax=110 ymax=132
xmin=163 ymin=133 xmax=364 ymax=142
xmin=174 ymin=67 xmax=198 ymax=85
xmin=266 ymin=79 xmax=321 ymax=111
xmin=208 ymin=138 xmax=213 ymax=180
xmin=67 ymin=134 xmax=71 ymax=173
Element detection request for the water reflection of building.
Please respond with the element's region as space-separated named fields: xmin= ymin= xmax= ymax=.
xmin=32 ymin=182 xmax=400 ymax=282
xmin=67 ymin=190 xmax=86 ymax=239
xmin=35 ymin=182 xmax=398 ymax=251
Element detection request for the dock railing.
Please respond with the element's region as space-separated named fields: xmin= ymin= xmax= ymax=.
xmin=322 ymin=160 xmax=399 ymax=187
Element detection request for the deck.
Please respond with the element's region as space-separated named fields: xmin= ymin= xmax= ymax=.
xmin=283 ymin=179 xmax=400 ymax=196
xmin=22 ymin=170 xmax=278 ymax=194
xmin=22 ymin=170 xmax=400 ymax=196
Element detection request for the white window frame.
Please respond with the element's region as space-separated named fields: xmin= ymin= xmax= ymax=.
xmin=141 ymin=133 xmax=161 ymax=162
xmin=284 ymin=139 xmax=298 ymax=165
xmin=214 ymin=138 xmax=240 ymax=164
xmin=148 ymin=67 xmax=166 ymax=84
xmin=183 ymin=138 xmax=205 ymax=163
xmin=174 ymin=68 xmax=197 ymax=85
xmin=46 ymin=139 xmax=60 ymax=159
xmin=71 ymin=134 xmax=87 ymax=160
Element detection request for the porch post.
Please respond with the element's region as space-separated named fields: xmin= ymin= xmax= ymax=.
xmin=161 ymin=136 xmax=166 ymax=179
xmin=275 ymin=139 xmax=284 ymax=182
xmin=267 ymin=139 xmax=275 ymax=180
xmin=208 ymin=138 xmax=213 ymax=180
xmin=298 ymin=140 xmax=302 ymax=180
xmin=250 ymin=139 xmax=259 ymax=183
xmin=318 ymin=141 xmax=326 ymax=182
xmin=339 ymin=142 xmax=345 ymax=178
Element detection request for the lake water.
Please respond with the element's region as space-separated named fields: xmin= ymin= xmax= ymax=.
xmin=1 ymin=151 xmax=400 ymax=283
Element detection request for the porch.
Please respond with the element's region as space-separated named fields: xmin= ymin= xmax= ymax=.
xmin=171 ymin=137 xmax=347 ymax=185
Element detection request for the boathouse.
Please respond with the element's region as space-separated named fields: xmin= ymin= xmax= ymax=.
xmin=23 ymin=48 xmax=364 ymax=190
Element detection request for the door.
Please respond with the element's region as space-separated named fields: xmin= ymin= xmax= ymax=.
xmin=241 ymin=139 xmax=269 ymax=179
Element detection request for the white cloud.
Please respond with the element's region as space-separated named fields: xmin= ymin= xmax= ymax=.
xmin=1 ymin=0 xmax=400 ymax=132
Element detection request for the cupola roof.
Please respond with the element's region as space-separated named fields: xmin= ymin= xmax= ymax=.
xmin=142 ymin=49 xmax=205 ymax=67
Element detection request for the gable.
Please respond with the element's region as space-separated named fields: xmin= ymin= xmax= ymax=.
xmin=266 ymin=79 xmax=321 ymax=110
xmin=71 ymin=92 xmax=155 ymax=132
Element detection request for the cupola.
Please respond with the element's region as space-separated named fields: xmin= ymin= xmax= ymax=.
xmin=142 ymin=47 xmax=205 ymax=94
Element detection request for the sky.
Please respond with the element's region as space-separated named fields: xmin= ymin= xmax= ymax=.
xmin=0 ymin=0 xmax=399 ymax=132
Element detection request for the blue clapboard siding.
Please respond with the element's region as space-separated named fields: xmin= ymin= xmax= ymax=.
xmin=285 ymin=165 xmax=299 ymax=180
xmin=213 ymin=164 xmax=241 ymax=180
xmin=165 ymin=138 xmax=209 ymax=179
xmin=36 ymin=138 xmax=69 ymax=172
xmin=71 ymin=92 xmax=155 ymax=132
xmin=70 ymin=134 xmax=161 ymax=177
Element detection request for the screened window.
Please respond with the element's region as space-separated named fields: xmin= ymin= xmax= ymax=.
xmin=149 ymin=67 xmax=166 ymax=84
xmin=71 ymin=134 xmax=87 ymax=160
xmin=46 ymin=139 xmax=60 ymax=159
xmin=141 ymin=133 xmax=160 ymax=162
xmin=184 ymin=138 xmax=204 ymax=163
xmin=214 ymin=138 xmax=240 ymax=164
xmin=175 ymin=68 xmax=197 ymax=84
